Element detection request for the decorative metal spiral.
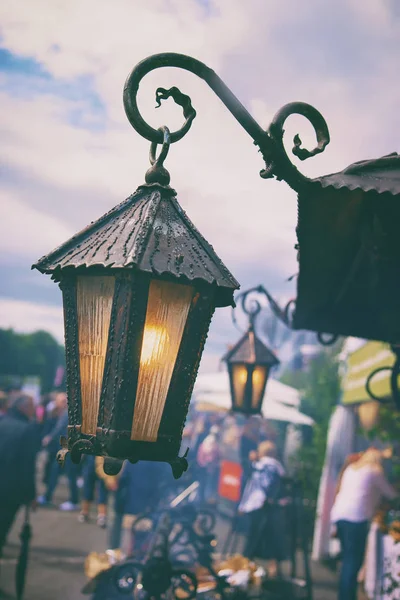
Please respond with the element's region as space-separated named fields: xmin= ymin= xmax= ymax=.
xmin=365 ymin=345 xmax=400 ymax=410
xmin=232 ymin=284 xmax=295 ymax=333
xmin=123 ymin=52 xmax=330 ymax=190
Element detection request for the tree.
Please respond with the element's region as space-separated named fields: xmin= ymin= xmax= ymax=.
xmin=280 ymin=341 xmax=343 ymax=501
xmin=0 ymin=328 xmax=65 ymax=393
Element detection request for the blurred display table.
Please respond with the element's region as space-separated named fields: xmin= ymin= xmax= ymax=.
xmin=365 ymin=522 xmax=400 ymax=599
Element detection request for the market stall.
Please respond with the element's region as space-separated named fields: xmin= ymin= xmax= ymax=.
xmin=312 ymin=338 xmax=399 ymax=599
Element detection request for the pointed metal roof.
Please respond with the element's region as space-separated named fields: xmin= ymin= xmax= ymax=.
xmin=33 ymin=183 xmax=239 ymax=307
xmin=222 ymin=328 xmax=280 ymax=366
xmin=311 ymin=153 xmax=400 ymax=196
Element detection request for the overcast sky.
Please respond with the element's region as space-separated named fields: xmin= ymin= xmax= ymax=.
xmin=0 ymin=0 xmax=399 ymax=372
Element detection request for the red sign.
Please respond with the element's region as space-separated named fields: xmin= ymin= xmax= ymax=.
xmin=218 ymin=460 xmax=243 ymax=502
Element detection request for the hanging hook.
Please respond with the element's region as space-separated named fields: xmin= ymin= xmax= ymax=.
xmin=145 ymin=126 xmax=171 ymax=186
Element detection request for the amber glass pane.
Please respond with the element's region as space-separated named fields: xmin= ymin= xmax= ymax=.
xmin=131 ymin=280 xmax=193 ymax=442
xmin=251 ymin=365 xmax=268 ymax=410
xmin=232 ymin=364 xmax=248 ymax=409
xmin=77 ymin=276 xmax=115 ymax=435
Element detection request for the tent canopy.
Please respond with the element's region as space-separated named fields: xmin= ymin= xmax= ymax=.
xmin=193 ymin=371 xmax=314 ymax=426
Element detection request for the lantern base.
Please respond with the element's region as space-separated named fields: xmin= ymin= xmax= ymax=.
xmin=59 ymin=430 xmax=190 ymax=478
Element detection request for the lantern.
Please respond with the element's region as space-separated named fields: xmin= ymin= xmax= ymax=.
xmin=33 ymin=129 xmax=239 ymax=477
xmin=223 ymin=325 xmax=279 ymax=415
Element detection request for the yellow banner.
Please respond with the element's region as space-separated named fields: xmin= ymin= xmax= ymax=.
xmin=341 ymin=341 xmax=394 ymax=404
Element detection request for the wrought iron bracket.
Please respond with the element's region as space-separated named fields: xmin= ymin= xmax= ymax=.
xmin=123 ymin=53 xmax=330 ymax=192
xmin=365 ymin=345 xmax=400 ymax=410
xmin=233 ymin=284 xmax=295 ymax=332
xmin=233 ymin=285 xmax=339 ymax=347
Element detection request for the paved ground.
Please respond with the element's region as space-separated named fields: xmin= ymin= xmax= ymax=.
xmin=0 ymin=466 xmax=341 ymax=600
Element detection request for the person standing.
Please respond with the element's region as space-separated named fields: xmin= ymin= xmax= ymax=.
xmin=78 ymin=456 xmax=109 ymax=528
xmin=196 ymin=425 xmax=221 ymax=504
xmin=0 ymin=394 xmax=38 ymax=555
xmin=108 ymin=461 xmax=169 ymax=552
xmin=331 ymin=447 xmax=397 ymax=600
xmin=38 ymin=392 xmax=79 ymax=511
xmin=239 ymin=440 xmax=286 ymax=577
xmin=40 ymin=393 xmax=61 ymax=487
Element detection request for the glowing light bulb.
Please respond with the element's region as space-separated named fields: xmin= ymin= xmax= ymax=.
xmin=140 ymin=325 xmax=169 ymax=367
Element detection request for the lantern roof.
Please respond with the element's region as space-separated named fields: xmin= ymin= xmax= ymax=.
xmin=33 ymin=183 xmax=239 ymax=307
xmin=222 ymin=327 xmax=280 ymax=366
xmin=311 ymin=152 xmax=400 ymax=196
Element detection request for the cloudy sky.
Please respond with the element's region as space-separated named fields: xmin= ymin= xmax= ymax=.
xmin=1 ymin=0 xmax=399 ymax=372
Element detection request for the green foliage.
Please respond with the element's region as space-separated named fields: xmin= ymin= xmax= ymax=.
xmin=0 ymin=328 xmax=65 ymax=393
xmin=367 ymin=404 xmax=400 ymax=443
xmin=280 ymin=341 xmax=343 ymax=501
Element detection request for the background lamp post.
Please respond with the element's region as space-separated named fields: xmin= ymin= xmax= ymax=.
xmin=33 ymin=51 xmax=400 ymax=473
xmin=223 ymin=286 xmax=279 ymax=415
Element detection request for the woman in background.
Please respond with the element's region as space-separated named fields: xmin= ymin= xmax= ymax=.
xmin=331 ymin=447 xmax=397 ymax=600
xmin=239 ymin=440 xmax=286 ymax=577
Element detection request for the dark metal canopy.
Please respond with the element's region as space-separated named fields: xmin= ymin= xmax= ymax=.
xmin=311 ymin=153 xmax=400 ymax=196
xmin=223 ymin=327 xmax=280 ymax=367
xmin=33 ymin=183 xmax=239 ymax=307
xmin=293 ymin=152 xmax=400 ymax=344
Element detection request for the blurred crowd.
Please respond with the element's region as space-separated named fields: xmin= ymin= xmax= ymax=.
xmin=2 ymin=387 xmax=400 ymax=600
xmin=0 ymin=388 xmax=169 ymax=558
xmin=0 ymin=387 xmax=294 ymax=579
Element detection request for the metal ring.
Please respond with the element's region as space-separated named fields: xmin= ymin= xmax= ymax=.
xmin=149 ymin=126 xmax=171 ymax=166
xmin=365 ymin=366 xmax=393 ymax=402
xmin=390 ymin=359 xmax=400 ymax=410
xmin=317 ymin=332 xmax=338 ymax=346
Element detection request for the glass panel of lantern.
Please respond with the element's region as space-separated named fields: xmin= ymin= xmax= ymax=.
xmin=251 ymin=365 xmax=270 ymax=410
xmin=132 ymin=279 xmax=194 ymax=443
xmin=76 ymin=275 xmax=115 ymax=435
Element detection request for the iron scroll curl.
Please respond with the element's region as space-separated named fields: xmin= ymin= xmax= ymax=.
xmin=365 ymin=346 xmax=400 ymax=410
xmin=232 ymin=284 xmax=296 ymax=332
xmin=123 ymin=52 xmax=330 ymax=189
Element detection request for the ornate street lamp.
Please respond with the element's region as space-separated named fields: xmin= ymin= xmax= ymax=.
xmin=223 ymin=286 xmax=279 ymax=415
xmin=33 ymin=127 xmax=239 ymax=477
xmin=33 ymin=52 xmax=400 ymax=472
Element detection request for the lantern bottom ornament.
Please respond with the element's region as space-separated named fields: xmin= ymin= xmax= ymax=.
xmin=56 ymin=435 xmax=190 ymax=477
